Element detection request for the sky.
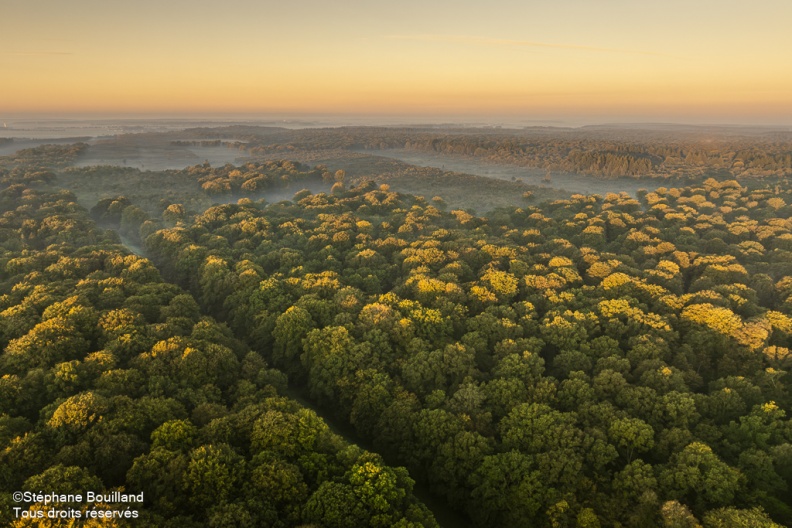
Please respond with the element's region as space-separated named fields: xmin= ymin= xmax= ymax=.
xmin=2 ymin=0 xmax=791 ymax=124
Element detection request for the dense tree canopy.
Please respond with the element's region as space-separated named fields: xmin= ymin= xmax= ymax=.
xmin=235 ymin=126 xmax=792 ymax=180
xmin=0 ymin=184 xmax=435 ymax=527
xmin=4 ymin=133 xmax=792 ymax=526
xmin=144 ymin=175 xmax=792 ymax=526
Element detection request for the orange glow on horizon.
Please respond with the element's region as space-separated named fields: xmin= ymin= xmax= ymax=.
xmin=2 ymin=0 xmax=791 ymax=123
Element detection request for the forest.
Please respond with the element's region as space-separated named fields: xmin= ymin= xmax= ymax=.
xmin=0 ymin=156 xmax=437 ymax=527
xmin=172 ymin=125 xmax=792 ymax=180
xmin=1 ymin=128 xmax=792 ymax=527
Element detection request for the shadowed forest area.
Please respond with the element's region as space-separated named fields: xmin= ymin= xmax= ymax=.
xmin=1 ymin=124 xmax=792 ymax=527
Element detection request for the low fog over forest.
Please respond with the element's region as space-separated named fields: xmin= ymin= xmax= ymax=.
xmin=2 ymin=121 xmax=792 ymax=527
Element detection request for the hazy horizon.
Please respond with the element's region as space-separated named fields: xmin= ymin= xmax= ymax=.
xmin=2 ymin=114 xmax=791 ymax=130
xmin=3 ymin=0 xmax=791 ymax=123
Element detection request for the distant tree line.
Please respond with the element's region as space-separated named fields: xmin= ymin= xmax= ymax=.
xmin=170 ymin=140 xmax=246 ymax=149
xmin=179 ymin=160 xmax=330 ymax=196
xmin=240 ymin=127 xmax=792 ymax=180
xmin=0 ymin=143 xmax=88 ymax=170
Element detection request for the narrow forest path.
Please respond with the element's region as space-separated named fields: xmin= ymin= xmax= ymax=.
xmin=283 ymin=386 xmax=473 ymax=528
xmin=116 ymin=235 xmax=473 ymax=528
xmin=118 ymin=233 xmax=144 ymax=256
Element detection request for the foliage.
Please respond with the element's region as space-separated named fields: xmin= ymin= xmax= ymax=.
xmin=0 ymin=184 xmax=435 ymax=527
xmin=144 ymin=174 xmax=792 ymax=526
